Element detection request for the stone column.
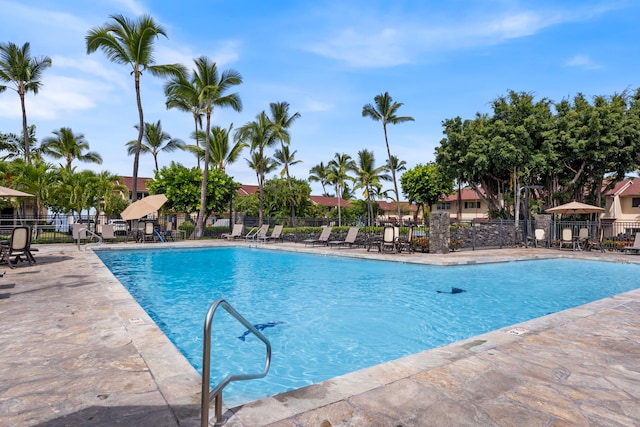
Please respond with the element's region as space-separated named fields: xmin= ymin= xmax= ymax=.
xmin=429 ymin=212 xmax=450 ymax=254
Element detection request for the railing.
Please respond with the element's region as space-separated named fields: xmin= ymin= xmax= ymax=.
xmin=201 ymin=299 xmax=271 ymax=426
xmin=76 ymin=227 xmax=103 ymax=251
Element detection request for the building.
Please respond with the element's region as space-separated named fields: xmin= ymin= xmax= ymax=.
xmin=432 ymin=188 xmax=489 ymax=221
xmin=114 ymin=177 xmax=151 ymax=202
xmin=603 ymin=178 xmax=640 ymax=223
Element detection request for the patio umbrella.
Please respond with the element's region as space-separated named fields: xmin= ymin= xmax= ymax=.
xmin=545 ymin=201 xmax=605 ymax=215
xmin=120 ymin=194 xmax=168 ymax=220
xmin=0 ymin=186 xmax=34 ymax=197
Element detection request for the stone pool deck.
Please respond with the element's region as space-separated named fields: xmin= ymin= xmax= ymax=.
xmin=0 ymin=241 xmax=638 ymax=426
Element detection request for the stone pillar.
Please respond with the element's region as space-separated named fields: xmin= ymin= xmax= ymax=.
xmin=429 ymin=212 xmax=450 ymax=254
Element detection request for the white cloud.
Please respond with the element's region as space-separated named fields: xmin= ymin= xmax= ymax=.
xmin=303 ymin=4 xmax=614 ymax=68
xmin=565 ymin=54 xmax=602 ymax=70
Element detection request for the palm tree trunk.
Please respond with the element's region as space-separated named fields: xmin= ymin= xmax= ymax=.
xmin=132 ymin=73 xmax=144 ymax=203
xmin=195 ymin=112 xmax=211 ymax=238
xmin=19 ymin=86 xmax=29 ymax=163
xmin=193 ymin=114 xmax=201 ymax=169
xmin=383 ymin=123 xmax=401 ymax=222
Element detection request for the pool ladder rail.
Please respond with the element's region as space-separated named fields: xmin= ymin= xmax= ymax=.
xmin=201 ymin=299 xmax=272 ymax=426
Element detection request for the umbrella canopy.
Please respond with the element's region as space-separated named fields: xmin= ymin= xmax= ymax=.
xmin=545 ymin=201 xmax=605 ymax=215
xmin=120 ymin=194 xmax=168 ymax=220
xmin=0 ymin=186 xmax=34 ymax=197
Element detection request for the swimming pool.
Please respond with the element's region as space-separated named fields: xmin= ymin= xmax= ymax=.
xmin=96 ymin=247 xmax=640 ymax=405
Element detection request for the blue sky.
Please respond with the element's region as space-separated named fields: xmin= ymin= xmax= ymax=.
xmin=1 ymin=0 xmax=639 ymax=196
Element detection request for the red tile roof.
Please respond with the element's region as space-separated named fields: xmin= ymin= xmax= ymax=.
xmin=310 ymin=195 xmax=352 ymax=208
xmin=617 ymin=179 xmax=640 ymax=197
xmin=442 ymin=188 xmax=484 ymax=202
xmin=237 ymin=184 xmax=259 ymax=196
xmin=117 ymin=176 xmax=151 ymax=192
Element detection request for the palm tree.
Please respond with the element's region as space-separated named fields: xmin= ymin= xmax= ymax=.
xmin=0 ymin=41 xmax=52 ymax=163
xmin=309 ymin=162 xmax=331 ymax=196
xmin=190 ymin=124 xmax=246 ymax=173
xmin=86 ymin=14 xmax=185 ymax=201
xmin=187 ymin=56 xmax=242 ymax=238
xmin=12 ymin=158 xmax=53 ymax=236
xmin=165 ymin=72 xmax=203 ymax=168
xmin=268 ymin=102 xmax=301 ymax=217
xmin=353 ymin=149 xmax=390 ymax=227
xmin=327 ymin=153 xmax=355 ymax=227
xmin=273 ymin=144 xmax=302 ymax=223
xmin=362 ymin=92 xmax=414 ymax=220
xmin=41 ymin=127 xmax=102 ymax=171
xmin=0 ymin=125 xmax=40 ymax=161
xmin=125 ymin=120 xmax=185 ymax=172
xmin=237 ymin=111 xmax=278 ymax=224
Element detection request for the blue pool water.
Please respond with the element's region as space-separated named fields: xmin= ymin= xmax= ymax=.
xmin=96 ymin=248 xmax=640 ymax=405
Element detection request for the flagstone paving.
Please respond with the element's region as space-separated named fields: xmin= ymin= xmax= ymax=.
xmin=0 ymin=241 xmax=639 ymax=426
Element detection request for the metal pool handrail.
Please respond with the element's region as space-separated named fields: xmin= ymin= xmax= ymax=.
xmin=201 ymin=299 xmax=272 ymax=426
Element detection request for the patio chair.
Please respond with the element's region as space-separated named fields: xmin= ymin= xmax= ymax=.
xmin=623 ymin=232 xmax=640 ymax=254
xmin=142 ymin=221 xmax=157 ymax=243
xmin=396 ymin=227 xmax=413 ymax=253
xmin=532 ymin=228 xmax=546 ymax=248
xmin=302 ymin=226 xmax=332 ymax=246
xmin=378 ymin=225 xmax=398 ymax=253
xmin=577 ymin=228 xmax=589 ymax=250
xmin=0 ymin=226 xmax=35 ymax=268
xmin=222 ymin=223 xmax=244 ymax=240
xmin=328 ymin=227 xmax=360 ymax=248
xmin=558 ymin=228 xmax=576 ymax=250
xmin=263 ymin=224 xmax=284 ymax=243
xmin=587 ymin=228 xmax=605 ymax=253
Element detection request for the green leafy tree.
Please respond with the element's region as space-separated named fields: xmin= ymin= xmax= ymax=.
xmin=125 ymin=120 xmax=185 ymax=171
xmin=147 ymin=162 xmax=237 ymax=229
xmin=262 ymin=177 xmax=311 ymax=219
xmin=41 ymin=127 xmax=102 ymax=171
xmin=86 ymin=14 xmax=185 ymax=201
xmin=362 ymin=92 xmax=414 ymax=220
xmin=0 ymin=42 xmax=52 ymax=163
xmin=401 ymin=163 xmax=454 ymax=224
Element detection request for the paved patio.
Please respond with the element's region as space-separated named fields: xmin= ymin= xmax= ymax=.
xmin=0 ymin=241 xmax=639 ymax=426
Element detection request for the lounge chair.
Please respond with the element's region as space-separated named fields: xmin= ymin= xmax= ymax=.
xmin=101 ymin=224 xmax=117 ymax=242
xmin=0 ymin=226 xmax=35 ymax=268
xmin=558 ymin=228 xmax=575 ymax=250
xmin=532 ymin=228 xmax=546 ymax=248
xmin=222 ymin=223 xmax=244 ymax=240
xmin=378 ymin=226 xmax=398 ymax=253
xmin=245 ymin=224 xmax=269 ymax=241
xmin=302 ymin=226 xmax=332 ymax=246
xmin=263 ymin=224 xmax=284 ymax=243
xmin=623 ymin=232 xmax=640 ymax=254
xmin=328 ymin=227 xmax=360 ymax=248
xmin=587 ymin=229 xmax=605 ymax=253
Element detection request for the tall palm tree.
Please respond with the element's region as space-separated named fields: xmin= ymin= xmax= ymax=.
xmin=268 ymin=102 xmax=301 ymax=223
xmin=327 ymin=153 xmax=355 ymax=227
xmin=190 ymin=124 xmax=246 ymax=173
xmin=187 ymin=56 xmax=242 ymax=238
xmin=86 ymin=14 xmax=185 ymax=201
xmin=273 ymin=144 xmax=302 ymax=223
xmin=362 ymin=92 xmax=414 ymax=220
xmin=125 ymin=120 xmax=185 ymax=171
xmin=237 ymin=111 xmax=278 ymax=225
xmin=41 ymin=127 xmax=102 ymax=171
xmin=309 ymin=162 xmax=331 ymax=196
xmin=353 ymin=149 xmax=390 ymax=227
xmin=0 ymin=41 xmax=52 ymax=163
xmin=165 ymin=72 xmax=203 ymax=168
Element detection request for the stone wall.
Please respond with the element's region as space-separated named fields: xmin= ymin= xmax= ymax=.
xmin=429 ymin=212 xmax=450 ymax=254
